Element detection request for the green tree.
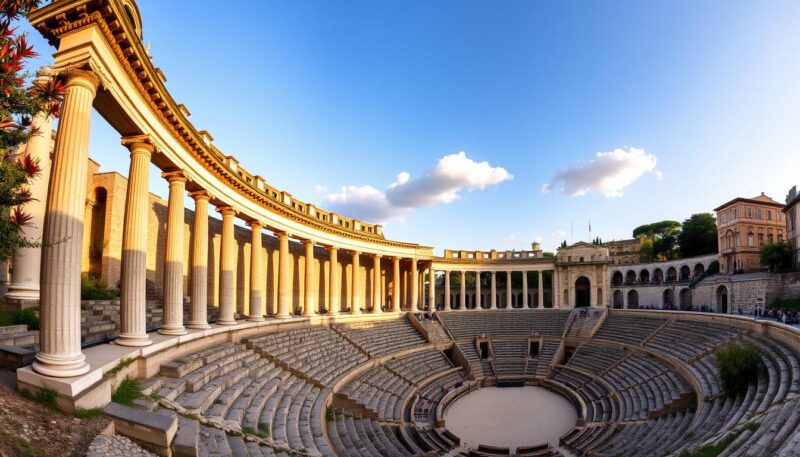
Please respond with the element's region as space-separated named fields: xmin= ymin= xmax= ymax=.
xmin=760 ymin=241 xmax=793 ymax=273
xmin=678 ymin=213 xmax=718 ymax=258
xmin=633 ymin=220 xmax=680 ymax=260
xmin=0 ymin=0 xmax=64 ymax=261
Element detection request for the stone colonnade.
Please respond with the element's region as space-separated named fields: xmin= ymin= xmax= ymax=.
xmin=29 ymin=67 xmax=425 ymax=378
xmin=426 ymin=268 xmax=556 ymax=311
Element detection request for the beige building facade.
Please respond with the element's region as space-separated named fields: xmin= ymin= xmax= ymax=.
xmin=785 ymin=186 xmax=800 ymax=270
xmin=605 ymin=238 xmax=642 ymax=265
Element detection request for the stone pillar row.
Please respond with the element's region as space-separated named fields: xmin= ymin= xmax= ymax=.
xmin=427 ymin=269 xmax=552 ymax=311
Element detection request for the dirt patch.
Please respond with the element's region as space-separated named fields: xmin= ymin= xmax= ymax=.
xmin=0 ymin=370 xmax=110 ymax=457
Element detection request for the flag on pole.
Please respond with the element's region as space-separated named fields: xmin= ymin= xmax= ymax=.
xmin=589 ymin=219 xmax=592 ymax=234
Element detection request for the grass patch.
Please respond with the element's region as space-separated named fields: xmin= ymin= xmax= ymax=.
xmin=20 ymin=387 xmax=59 ymax=412
xmin=678 ymin=423 xmax=760 ymax=457
xmin=325 ymin=407 xmax=335 ymax=422
xmin=258 ymin=421 xmax=271 ymax=437
xmin=0 ymin=425 xmax=45 ymax=457
xmin=111 ymin=376 xmax=141 ymax=407
xmin=106 ymin=357 xmax=135 ymax=377
xmin=243 ymin=425 xmax=269 ymax=439
xmin=80 ymin=275 xmax=119 ymax=300
xmin=178 ymin=411 xmax=200 ymax=420
xmin=0 ymin=308 xmax=39 ymax=330
xmin=74 ymin=407 xmax=104 ymax=419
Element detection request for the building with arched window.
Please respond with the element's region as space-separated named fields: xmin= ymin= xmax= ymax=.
xmin=715 ymin=193 xmax=785 ymax=274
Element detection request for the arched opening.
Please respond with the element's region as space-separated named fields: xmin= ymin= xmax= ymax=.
xmin=708 ymin=261 xmax=720 ymax=276
xmin=653 ymin=268 xmax=663 ymax=284
xmin=663 ymin=289 xmax=675 ymax=309
xmin=716 ymin=285 xmax=728 ymax=314
xmin=612 ymin=271 xmax=623 ymax=286
xmin=625 ymin=270 xmax=636 ymax=285
xmin=575 ymin=277 xmax=591 ymax=308
xmin=680 ymin=288 xmax=692 ymax=310
xmin=613 ymin=290 xmax=624 ymax=308
xmin=679 ymin=265 xmax=691 ymax=282
xmin=639 ymin=269 xmax=650 ymax=284
xmin=666 ymin=267 xmax=677 ymax=282
xmin=627 ymin=290 xmax=639 ymax=309
xmin=693 ymin=263 xmax=705 ymax=278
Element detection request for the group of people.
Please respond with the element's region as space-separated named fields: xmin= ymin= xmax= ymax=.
xmin=745 ymin=307 xmax=800 ymax=325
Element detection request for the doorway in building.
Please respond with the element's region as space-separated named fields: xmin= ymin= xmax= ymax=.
xmin=575 ymin=277 xmax=591 ymax=308
xmin=717 ymin=285 xmax=729 ymax=314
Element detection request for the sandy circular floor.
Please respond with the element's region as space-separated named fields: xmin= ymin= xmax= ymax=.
xmin=443 ymin=386 xmax=578 ymax=449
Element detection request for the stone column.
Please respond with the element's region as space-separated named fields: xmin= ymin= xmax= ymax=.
xmin=409 ymin=258 xmax=419 ymax=311
xmin=490 ymin=272 xmax=497 ymax=309
xmin=538 ymin=270 xmax=545 ymax=309
xmin=506 ymin=271 xmax=513 ymax=308
xmin=392 ymin=257 xmax=401 ymax=313
xmin=216 ymin=207 xmax=236 ymax=325
xmin=6 ymin=71 xmax=54 ymax=305
xmin=115 ymin=134 xmax=155 ymax=348
xmin=372 ymin=254 xmax=382 ymax=313
xmin=351 ymin=251 xmax=361 ymax=314
xmin=428 ymin=268 xmax=435 ymax=311
xmin=475 ymin=272 xmax=482 ymax=309
xmin=33 ymin=69 xmax=100 ymax=377
xmin=460 ymin=271 xmax=466 ymax=311
xmin=327 ymin=246 xmax=339 ymax=316
xmin=444 ymin=271 xmax=451 ymax=311
xmin=159 ymin=171 xmax=188 ymax=335
xmin=248 ymin=221 xmax=264 ymax=321
xmin=303 ymin=240 xmax=316 ymax=316
xmin=522 ymin=271 xmax=528 ymax=308
xmin=276 ymin=232 xmax=291 ymax=319
xmin=187 ymin=191 xmax=211 ymax=329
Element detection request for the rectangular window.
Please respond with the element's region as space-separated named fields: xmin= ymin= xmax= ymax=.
xmin=757 ymin=209 xmax=763 ymax=219
xmin=748 ymin=207 xmax=753 ymax=218
xmin=767 ymin=210 xmax=772 ymax=220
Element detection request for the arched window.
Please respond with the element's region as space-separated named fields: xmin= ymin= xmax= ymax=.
xmin=748 ymin=230 xmax=754 ymax=247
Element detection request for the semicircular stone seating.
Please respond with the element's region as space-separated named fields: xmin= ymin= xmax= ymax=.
xmin=133 ymin=311 xmax=800 ymax=457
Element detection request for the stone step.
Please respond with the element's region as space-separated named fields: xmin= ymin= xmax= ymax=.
xmin=174 ymin=417 xmax=200 ymax=457
xmin=0 ymin=330 xmax=38 ymax=347
xmin=0 ymin=324 xmax=28 ymax=335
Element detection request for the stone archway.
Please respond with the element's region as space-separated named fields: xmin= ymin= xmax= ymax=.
xmin=680 ymin=288 xmax=692 ymax=310
xmin=575 ymin=276 xmax=591 ymax=308
xmin=716 ymin=285 xmax=729 ymax=314
xmin=663 ymin=289 xmax=675 ymax=309
xmin=627 ymin=290 xmax=639 ymax=309
xmin=613 ymin=290 xmax=624 ymax=309
xmin=612 ymin=271 xmax=623 ymax=286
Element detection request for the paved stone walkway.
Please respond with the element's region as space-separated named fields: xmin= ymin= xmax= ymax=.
xmin=86 ymin=434 xmax=156 ymax=457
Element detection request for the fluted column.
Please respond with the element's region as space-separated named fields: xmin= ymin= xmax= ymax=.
xmin=391 ymin=257 xmax=401 ymax=313
xmin=248 ymin=221 xmax=265 ymax=321
xmin=372 ymin=255 xmax=382 ymax=313
xmin=428 ymin=268 xmax=435 ymax=311
xmin=475 ymin=272 xmax=482 ymax=309
xmin=522 ymin=271 xmax=529 ymax=308
xmin=303 ymin=240 xmax=316 ymax=316
xmin=444 ymin=271 xmax=451 ymax=311
xmin=217 ymin=207 xmax=236 ymax=325
xmin=159 ymin=171 xmax=188 ymax=335
xmin=460 ymin=271 xmax=466 ymax=311
xmin=187 ymin=191 xmax=211 ymax=329
xmin=409 ymin=258 xmax=418 ymax=311
xmin=328 ymin=246 xmax=339 ymax=316
xmin=276 ymin=232 xmax=291 ymax=319
xmin=33 ymin=69 xmax=100 ymax=377
xmin=115 ymin=134 xmax=155 ymax=347
xmin=351 ymin=251 xmax=361 ymax=314
xmin=506 ymin=271 xmax=513 ymax=308
xmin=490 ymin=272 xmax=497 ymax=309
xmin=538 ymin=270 xmax=545 ymax=309
xmin=6 ymin=69 xmax=54 ymax=304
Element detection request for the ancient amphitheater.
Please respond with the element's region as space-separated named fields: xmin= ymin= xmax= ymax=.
xmin=5 ymin=1 xmax=800 ymax=456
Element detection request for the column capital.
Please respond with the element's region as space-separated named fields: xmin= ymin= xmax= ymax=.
xmin=326 ymin=244 xmax=338 ymax=253
xmin=162 ymin=169 xmax=188 ymax=183
xmin=189 ymin=189 xmax=212 ymax=201
xmin=301 ymin=238 xmax=315 ymax=247
xmin=275 ymin=230 xmax=290 ymax=240
xmin=216 ymin=205 xmax=236 ymax=217
xmin=63 ymin=68 xmax=101 ymax=94
xmin=248 ymin=219 xmax=264 ymax=229
xmin=121 ymin=134 xmax=157 ymax=155
xmin=372 ymin=253 xmax=382 ymax=259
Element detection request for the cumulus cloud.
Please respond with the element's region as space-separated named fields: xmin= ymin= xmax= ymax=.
xmin=542 ymin=147 xmax=660 ymax=198
xmin=319 ymin=151 xmax=512 ymax=223
xmin=552 ymin=229 xmax=567 ymax=239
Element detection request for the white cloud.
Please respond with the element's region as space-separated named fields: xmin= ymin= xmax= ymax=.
xmin=542 ymin=147 xmax=660 ymax=198
xmin=319 ymin=151 xmax=512 ymax=224
xmin=552 ymin=229 xmax=567 ymax=239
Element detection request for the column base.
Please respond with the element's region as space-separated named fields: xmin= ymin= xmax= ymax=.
xmin=216 ymin=319 xmax=237 ymax=326
xmin=158 ymin=325 xmax=188 ymax=336
xmin=275 ymin=314 xmax=292 ymax=320
xmin=187 ymin=321 xmax=212 ymax=330
xmin=247 ymin=316 xmax=266 ymax=322
xmin=351 ymin=310 xmax=361 ymax=315
xmin=32 ymin=352 xmax=90 ymax=378
xmin=115 ymin=333 xmax=153 ymax=347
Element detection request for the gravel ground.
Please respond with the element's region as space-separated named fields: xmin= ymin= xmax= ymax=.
xmin=0 ymin=370 xmax=110 ymax=457
xmin=86 ymin=435 xmax=155 ymax=457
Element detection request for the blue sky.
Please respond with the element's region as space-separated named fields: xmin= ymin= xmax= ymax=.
xmin=21 ymin=1 xmax=800 ymax=254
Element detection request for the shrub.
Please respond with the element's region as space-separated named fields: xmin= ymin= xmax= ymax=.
xmin=80 ymin=275 xmax=119 ymax=300
xmin=716 ymin=342 xmax=761 ymax=398
xmin=20 ymin=387 xmax=59 ymax=411
xmin=111 ymin=376 xmax=141 ymax=406
xmin=74 ymin=407 xmax=103 ymax=419
xmin=0 ymin=308 xmax=39 ymax=330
